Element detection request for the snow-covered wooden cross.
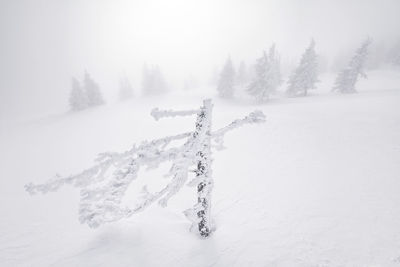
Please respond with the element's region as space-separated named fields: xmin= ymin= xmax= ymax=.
xmin=25 ymin=99 xmax=265 ymax=238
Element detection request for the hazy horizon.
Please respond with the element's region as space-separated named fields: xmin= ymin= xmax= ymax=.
xmin=1 ymin=0 xmax=399 ymax=119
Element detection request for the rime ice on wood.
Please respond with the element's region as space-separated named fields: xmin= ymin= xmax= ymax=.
xmin=25 ymin=99 xmax=265 ymax=238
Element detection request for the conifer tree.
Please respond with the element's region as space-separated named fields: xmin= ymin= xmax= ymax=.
xmin=236 ymin=61 xmax=248 ymax=85
xmin=388 ymin=39 xmax=400 ymax=67
xmin=69 ymin=77 xmax=87 ymax=111
xmin=152 ymin=65 xmax=167 ymax=93
xmin=217 ymin=57 xmax=235 ymax=98
xmin=247 ymin=45 xmax=282 ymax=102
xmin=141 ymin=64 xmax=150 ymax=94
xmin=142 ymin=64 xmax=167 ymax=95
xmin=332 ymin=38 xmax=372 ymax=93
xmin=247 ymin=51 xmax=271 ymax=102
xmin=286 ymin=39 xmax=319 ymax=97
xmin=84 ymin=71 xmax=105 ymax=106
xmin=268 ymin=44 xmax=283 ymax=90
xmin=119 ymin=76 xmax=134 ymax=101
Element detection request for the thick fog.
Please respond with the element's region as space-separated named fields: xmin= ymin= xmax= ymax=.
xmin=2 ymin=1 xmax=400 ymax=265
xmin=0 ymin=0 xmax=399 ymax=119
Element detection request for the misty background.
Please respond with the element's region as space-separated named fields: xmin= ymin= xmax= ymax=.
xmin=1 ymin=0 xmax=399 ymax=120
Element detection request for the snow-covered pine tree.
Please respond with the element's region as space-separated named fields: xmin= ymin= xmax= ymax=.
xmin=286 ymin=39 xmax=319 ymax=97
xmin=393 ymin=49 xmax=400 ymax=67
xmin=69 ymin=77 xmax=88 ymax=111
xmin=119 ymin=76 xmax=134 ymax=101
xmin=247 ymin=45 xmax=282 ymax=102
xmin=247 ymin=51 xmax=271 ymax=102
xmin=387 ymin=39 xmax=400 ymax=68
xmin=152 ymin=65 xmax=167 ymax=93
xmin=268 ymin=44 xmax=283 ymax=90
xmin=25 ymin=99 xmax=265 ymax=238
xmin=332 ymin=38 xmax=372 ymax=93
xmin=141 ymin=64 xmax=150 ymax=93
xmin=84 ymin=71 xmax=105 ymax=106
xmin=236 ymin=61 xmax=248 ymax=86
xmin=217 ymin=57 xmax=235 ymax=98
xmin=142 ymin=64 xmax=167 ymax=95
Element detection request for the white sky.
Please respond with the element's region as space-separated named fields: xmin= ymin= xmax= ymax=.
xmin=0 ymin=0 xmax=399 ymax=118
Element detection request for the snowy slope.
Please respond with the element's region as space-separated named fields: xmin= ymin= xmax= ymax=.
xmin=1 ymin=70 xmax=400 ymax=267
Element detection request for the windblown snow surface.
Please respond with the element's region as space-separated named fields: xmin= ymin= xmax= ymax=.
xmin=1 ymin=70 xmax=400 ymax=267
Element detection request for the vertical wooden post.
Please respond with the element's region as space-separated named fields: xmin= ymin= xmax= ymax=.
xmin=194 ymin=99 xmax=213 ymax=237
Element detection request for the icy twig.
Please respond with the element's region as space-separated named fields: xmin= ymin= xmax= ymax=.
xmin=151 ymin=108 xmax=200 ymax=121
xmin=212 ymin=110 xmax=266 ymax=138
xmin=25 ymin=100 xmax=265 ymax=234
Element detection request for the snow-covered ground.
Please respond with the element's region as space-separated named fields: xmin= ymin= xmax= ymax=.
xmin=1 ymin=70 xmax=400 ymax=267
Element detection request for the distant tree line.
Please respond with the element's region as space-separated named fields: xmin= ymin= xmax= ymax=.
xmin=69 ymin=71 xmax=105 ymax=112
xmin=69 ymin=36 xmax=399 ymax=111
xmin=216 ymin=38 xmax=373 ymax=102
xmin=69 ymin=64 xmax=168 ymax=112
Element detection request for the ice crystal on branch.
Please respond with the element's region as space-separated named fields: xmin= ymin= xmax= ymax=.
xmin=25 ymin=99 xmax=265 ymax=238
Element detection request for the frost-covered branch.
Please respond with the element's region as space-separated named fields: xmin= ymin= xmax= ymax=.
xmin=25 ymin=131 xmax=191 ymax=195
xmin=151 ymin=107 xmax=200 ymax=121
xmin=25 ymin=131 xmax=194 ymax=228
xmin=211 ymin=110 xmax=266 ymax=150
xmin=25 ymin=99 xmax=265 ymax=238
xmin=212 ymin=110 xmax=266 ymax=138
